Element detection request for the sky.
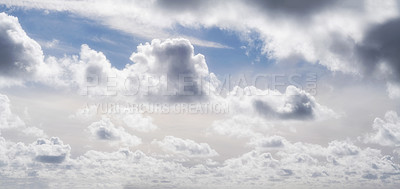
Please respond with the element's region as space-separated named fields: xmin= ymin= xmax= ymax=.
xmin=1 ymin=0 xmax=400 ymax=188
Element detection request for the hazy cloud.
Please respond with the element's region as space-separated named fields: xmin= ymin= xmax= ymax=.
xmin=87 ymin=117 xmax=142 ymax=147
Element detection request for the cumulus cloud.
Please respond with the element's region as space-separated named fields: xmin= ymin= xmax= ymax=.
xmin=248 ymin=135 xmax=287 ymax=150
xmin=0 ymin=12 xmax=45 ymax=86
xmin=364 ymin=111 xmax=400 ymax=146
xmin=154 ymin=136 xmax=218 ymax=158
xmin=38 ymin=38 xmax=219 ymax=102
xmin=0 ymin=93 xmax=24 ymax=129
xmin=122 ymin=38 xmax=217 ymax=102
xmin=0 ymin=134 xmax=400 ymax=188
xmin=208 ymin=86 xmax=337 ymax=139
xmin=87 ymin=117 xmax=142 ymax=147
xmin=0 ymin=136 xmax=70 ymax=165
xmin=33 ymin=137 xmax=71 ymax=163
xmin=228 ymin=85 xmax=337 ymax=121
xmin=42 ymin=44 xmax=120 ymax=95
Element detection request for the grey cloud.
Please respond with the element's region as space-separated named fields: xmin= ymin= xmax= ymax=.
xmin=248 ymin=0 xmax=339 ymax=18
xmin=156 ymin=0 xmax=211 ymax=11
xmin=279 ymin=91 xmax=315 ymax=120
xmin=357 ymin=18 xmax=400 ymax=81
xmin=35 ymin=155 xmax=66 ymax=164
xmin=254 ymin=86 xmax=316 ymax=120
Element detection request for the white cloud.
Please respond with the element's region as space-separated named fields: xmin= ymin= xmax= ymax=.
xmin=154 ymin=136 xmax=218 ymax=158
xmin=0 ymin=134 xmax=399 ymax=188
xmin=0 ymin=136 xmax=71 ymax=165
xmin=248 ymin=135 xmax=287 ymax=150
xmin=0 ymin=12 xmax=45 ymax=86
xmin=0 ymin=93 xmax=25 ymax=129
xmin=122 ymin=114 xmax=157 ymax=133
xmin=364 ymin=111 xmax=400 ymax=146
xmin=121 ymin=38 xmax=218 ymax=102
xmin=39 ymin=38 xmax=219 ymax=102
xmin=87 ymin=117 xmax=142 ymax=147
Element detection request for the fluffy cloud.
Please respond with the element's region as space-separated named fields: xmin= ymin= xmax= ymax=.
xmin=209 ymin=86 xmax=337 ymax=139
xmin=43 ymin=44 xmax=120 ymax=95
xmin=154 ymin=136 xmax=218 ymax=158
xmin=0 ymin=12 xmax=45 ymax=86
xmin=87 ymin=117 xmax=142 ymax=147
xmin=0 ymin=134 xmax=400 ymax=188
xmin=122 ymin=38 xmax=217 ymax=102
xmin=33 ymin=137 xmax=71 ymax=163
xmin=228 ymin=85 xmax=337 ymax=121
xmin=0 ymin=136 xmax=70 ymax=165
xmin=0 ymin=93 xmax=24 ymax=129
xmin=248 ymin=135 xmax=287 ymax=150
xmin=37 ymin=37 xmax=219 ymax=102
xmin=364 ymin=111 xmax=400 ymax=146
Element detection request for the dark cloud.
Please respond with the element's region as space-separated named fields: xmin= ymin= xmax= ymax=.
xmin=155 ymin=0 xmax=211 ymax=11
xmin=248 ymin=0 xmax=338 ymax=18
xmin=35 ymin=154 xmax=66 ymax=164
xmin=357 ymin=18 xmax=400 ymax=81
